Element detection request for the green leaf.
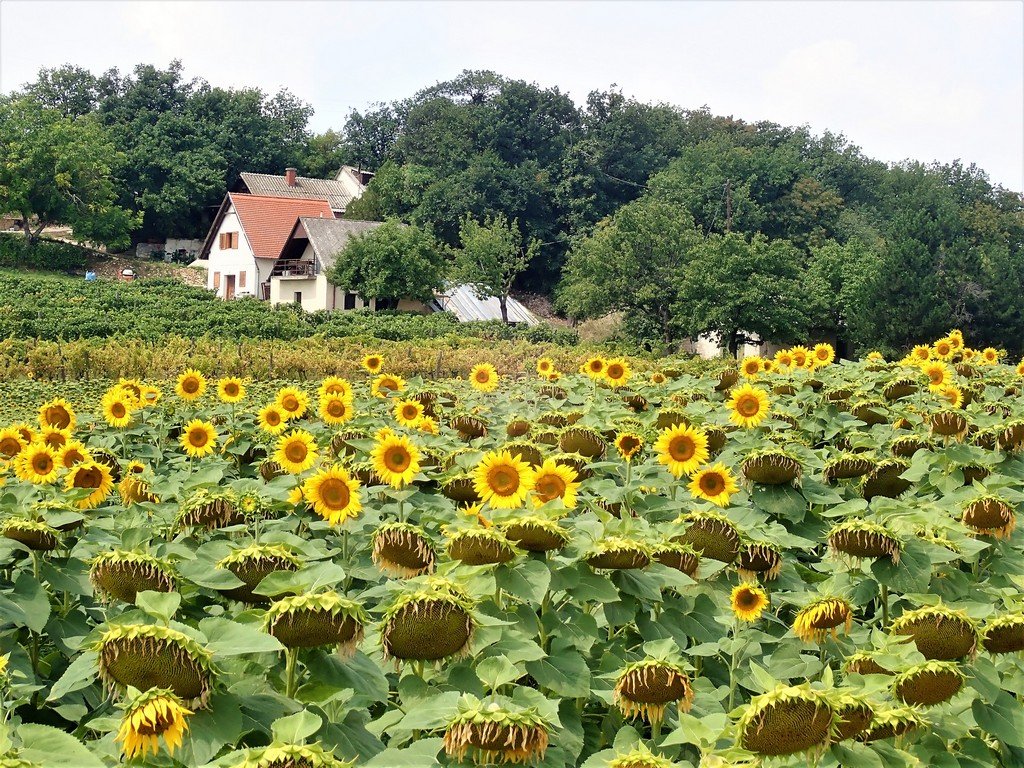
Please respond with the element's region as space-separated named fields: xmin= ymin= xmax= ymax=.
xmin=16 ymin=724 xmax=105 ymax=767
xmin=496 ymin=559 xmax=551 ymax=604
xmin=526 ymin=647 xmax=591 ymax=698
xmin=135 ymin=590 xmax=181 ymax=622
xmin=362 ymin=736 xmax=444 ymax=767
xmin=199 ymin=616 xmax=284 ymax=656
xmin=12 ymin=572 xmax=51 ymax=633
xmin=475 ymin=655 xmax=521 ymax=691
xmin=973 ymin=691 xmax=1024 ymax=747
xmin=47 ymin=651 xmax=98 ymax=701
xmin=395 ymin=691 xmax=461 ymax=730
xmin=272 ymin=710 xmax=323 ymax=743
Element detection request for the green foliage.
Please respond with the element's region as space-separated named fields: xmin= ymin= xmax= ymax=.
xmin=325 ymin=220 xmax=446 ymax=304
xmin=453 ymin=213 xmax=539 ymax=323
xmin=0 ymin=235 xmax=93 ymax=272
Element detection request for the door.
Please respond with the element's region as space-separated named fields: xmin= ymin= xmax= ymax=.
xmin=225 ymin=274 xmax=236 ymax=300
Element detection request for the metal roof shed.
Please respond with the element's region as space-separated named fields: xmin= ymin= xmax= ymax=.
xmin=432 ymin=284 xmax=539 ymax=325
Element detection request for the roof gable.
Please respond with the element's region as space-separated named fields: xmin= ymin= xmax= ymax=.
xmin=294 ymin=217 xmax=384 ymax=270
xmin=229 ymin=193 xmax=333 ymax=260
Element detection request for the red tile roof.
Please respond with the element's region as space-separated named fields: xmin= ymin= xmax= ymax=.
xmin=229 ymin=193 xmax=334 ymax=259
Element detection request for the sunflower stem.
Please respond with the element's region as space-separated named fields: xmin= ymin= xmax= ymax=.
xmin=284 ymin=647 xmax=299 ymax=698
xmin=727 ymin=621 xmax=740 ymax=711
xmin=880 ymin=583 xmax=889 ymax=626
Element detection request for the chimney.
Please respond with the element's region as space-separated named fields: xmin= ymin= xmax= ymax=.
xmin=285 ymin=167 xmax=297 ymax=187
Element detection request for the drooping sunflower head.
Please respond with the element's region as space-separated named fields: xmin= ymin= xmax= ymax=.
xmin=371 ymin=372 xmax=406 ymax=398
xmin=14 ymin=443 xmax=60 ymax=485
xmin=443 ymin=695 xmax=550 ymax=766
xmin=892 ymin=660 xmax=964 ymax=707
xmin=530 ymin=458 xmax=579 ymax=509
xmin=861 ymin=458 xmax=912 ymax=500
xmin=96 ymin=623 xmax=213 ymax=707
xmin=180 ymin=419 xmax=217 ymax=458
xmin=674 ymin=510 xmax=741 ymax=563
xmin=827 ymin=518 xmax=902 ymax=563
xmin=115 ymin=686 xmax=193 ymax=761
xmin=1 ymin=518 xmax=61 ymax=551
xmin=831 ymin=692 xmax=875 ymax=742
xmin=731 ymin=583 xmax=769 ymax=622
xmin=981 ymin=613 xmax=1024 ymax=654
xmin=273 ymin=429 xmax=318 ymax=475
xmin=265 ymin=591 xmax=367 ymax=653
xmin=961 ymin=494 xmax=1016 ymax=539
xmin=558 ymin=426 xmax=607 ymax=459
xmin=740 ymin=448 xmax=802 ymax=486
xmin=446 ymin=526 xmax=519 ymax=566
xmin=91 ymin=550 xmax=175 ymax=605
xmin=370 ymin=432 xmax=421 ymax=488
xmin=178 ymin=487 xmax=241 ymax=530
xmin=688 ymin=463 xmax=739 ymax=508
xmin=727 ymin=384 xmax=771 ymax=428
xmin=737 ymin=684 xmax=838 ymax=758
xmin=792 ymin=597 xmax=853 ymax=642
xmin=613 ymin=658 xmax=693 ymax=723
xmin=274 ymin=386 xmax=309 ymax=419
xmin=607 ymin=742 xmax=678 ymax=768
xmin=64 ymin=460 xmax=114 ymax=509
xmin=929 ymin=409 xmax=969 ymax=438
xmin=858 ymin=705 xmax=926 ymax=743
xmin=362 ymin=353 xmax=385 ymax=374
xmin=216 ymin=377 xmax=245 ymax=404
xmin=890 ymin=604 xmax=979 ymax=660
xmin=175 ymin=369 xmax=207 ymax=401
xmin=303 ymin=464 xmax=362 ymax=526
xmin=472 ymin=449 xmax=535 ymax=510
xmin=380 ymin=576 xmax=477 ymax=662
xmin=118 ymin=461 xmax=159 ymax=505
xmin=372 ymin=521 xmax=437 ymax=577
xmin=38 ymin=397 xmax=75 ymax=432
xmin=844 ymin=650 xmax=893 ymax=677
xmin=654 ymin=424 xmax=709 ymax=478
xmin=737 ymin=541 xmax=783 ymax=581
xmin=217 ymin=543 xmax=301 ymax=604
xmin=503 ymin=441 xmax=544 ymax=468
xmin=603 ymin=358 xmax=631 ymax=388
xmin=232 ymin=742 xmax=354 ymax=768
xmin=469 ymin=362 xmax=500 ymax=392
xmin=499 ymin=514 xmax=570 ymax=553
xmin=615 ymin=432 xmax=644 ymax=462
xmin=585 ymin=536 xmax=652 ymax=571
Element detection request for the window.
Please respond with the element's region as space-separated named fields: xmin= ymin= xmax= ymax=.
xmin=293 ymin=292 xmax=302 ymax=305
xmin=238 ymin=271 xmax=246 ymax=289
xmin=218 ymin=232 xmax=239 ymax=249
xmin=343 ymin=292 xmax=356 ymax=310
xmin=213 ymin=272 xmax=221 ymax=289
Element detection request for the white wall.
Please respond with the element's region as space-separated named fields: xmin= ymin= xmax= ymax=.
xmin=207 ymin=208 xmax=258 ymax=298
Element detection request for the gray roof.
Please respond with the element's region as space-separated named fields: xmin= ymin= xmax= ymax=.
xmin=299 ymin=217 xmax=382 ymax=270
xmin=432 ymin=284 xmax=539 ymax=325
xmin=240 ymin=172 xmax=356 ymax=212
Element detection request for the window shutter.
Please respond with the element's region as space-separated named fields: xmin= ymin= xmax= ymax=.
xmin=231 ymin=232 xmax=239 ymax=249
xmin=238 ymin=271 xmax=246 ymax=288
xmin=218 ymin=233 xmax=225 ymax=249
xmin=213 ymin=272 xmax=221 ymax=289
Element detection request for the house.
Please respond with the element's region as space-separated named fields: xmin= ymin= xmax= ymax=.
xmin=431 ymin=284 xmax=538 ymax=324
xmin=199 ymin=193 xmax=334 ymax=299
xmin=234 ymin=166 xmax=371 ymax=216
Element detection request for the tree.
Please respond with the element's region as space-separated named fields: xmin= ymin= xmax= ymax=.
xmin=454 ymin=214 xmax=539 ymax=323
xmin=672 ymin=232 xmax=808 ymax=356
xmin=0 ymin=97 xmax=140 ymax=250
xmin=325 ymin=220 xmax=445 ymax=304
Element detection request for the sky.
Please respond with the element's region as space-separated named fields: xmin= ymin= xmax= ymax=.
xmin=1 ymin=0 xmax=1022 ymax=191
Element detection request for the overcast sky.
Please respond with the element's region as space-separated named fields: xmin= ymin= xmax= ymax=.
xmin=2 ymin=0 xmax=1021 ymax=191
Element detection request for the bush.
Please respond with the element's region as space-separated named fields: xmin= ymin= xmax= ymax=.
xmin=0 ymin=233 xmax=93 ymax=271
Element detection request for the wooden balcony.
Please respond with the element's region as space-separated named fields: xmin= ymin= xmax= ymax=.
xmin=271 ymin=259 xmax=315 ymax=279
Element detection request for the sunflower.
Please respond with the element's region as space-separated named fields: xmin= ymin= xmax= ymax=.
xmin=790 ymin=346 xmax=810 ymax=368
xmin=654 ymin=424 xmax=709 ymax=478
xmin=180 ymin=420 xmax=217 ymax=459
xmin=536 ymin=357 xmax=555 ymax=377
xmin=115 ymin=687 xmax=192 ymax=761
xmin=362 ymin=353 xmax=385 ymax=374
xmin=792 ymin=597 xmax=853 ymax=642
xmin=57 ymin=439 xmax=90 ymax=469
xmin=731 ymin=583 xmax=769 ymax=622
xmin=812 ymin=343 xmax=836 ymax=367
xmin=650 ymin=371 xmax=667 ymax=384
xmin=469 ymin=363 xmax=499 ymax=392
xmin=318 ymin=375 xmax=353 ymax=400
xmin=981 ymin=346 xmax=1000 ymax=365
xmin=320 ymin=394 xmax=354 ymax=426
xmin=1017 ymin=360 xmax=1024 ymax=376
xmin=418 ymin=416 xmax=439 ymax=434
xmin=216 ymin=376 xmax=246 ymax=403
xmin=933 ymin=337 xmax=955 ymax=360
xmin=865 ymin=351 xmax=885 ymax=362
xmin=257 ymin=403 xmax=287 ymax=435
xmin=531 ymin=458 xmax=579 ymax=509
xmin=38 ymin=397 xmax=75 ymax=431
xmin=615 ymin=432 xmax=644 ymax=462
xmin=65 ymin=460 xmax=114 ymax=509
xmin=15 ymin=443 xmax=59 ymax=484
xmin=0 ymin=428 xmax=25 ymax=461
xmin=473 ymin=449 xmax=535 ymax=510
xmin=688 ymin=463 xmax=738 ymax=507
xmin=275 ymin=386 xmax=309 ymax=419
xmin=582 ymin=356 xmax=607 ymax=379
xmin=727 ymin=383 xmax=771 ymax=428
xmin=774 ymin=349 xmax=794 ymax=370
xmin=934 ymin=384 xmax=963 ymax=409
xmin=274 ymin=430 xmax=319 ymax=474
xmin=371 ymin=373 xmax=406 ymax=398
xmin=603 ymin=358 xmax=631 ymax=388
xmin=394 ymin=398 xmax=425 ymax=428
xmin=371 ymin=432 xmax=421 ymax=488
xmin=922 ymin=361 xmax=950 ymax=388
xmin=303 ymin=465 xmax=362 ymax=525
xmin=41 ymin=427 xmax=69 ymax=450
xmin=740 ymin=356 xmax=763 ymax=378
xmin=141 ymin=385 xmax=162 ymax=407
xmin=102 ymin=390 xmax=134 ymax=428
xmin=911 ymin=344 xmax=932 ymax=363
xmin=175 ymin=369 xmax=207 ymax=401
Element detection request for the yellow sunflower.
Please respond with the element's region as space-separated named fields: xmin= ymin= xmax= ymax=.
xmin=15 ymin=443 xmax=59 ymax=484
xmin=362 ymin=353 xmax=385 ymax=374
xmin=981 ymin=347 xmax=1000 ymax=365
xmin=38 ymin=397 xmax=75 ymax=431
xmin=603 ymin=358 xmax=631 ymax=388
xmin=180 ymin=419 xmax=217 ymax=458
xmin=536 ymin=357 xmax=555 ymax=377
xmin=650 ymin=371 xmax=667 ymax=384
xmin=654 ymin=424 xmax=709 ymax=478
xmin=531 ymin=458 xmax=579 ymax=509
xmin=418 ymin=416 xmax=439 ymax=434
xmin=65 ymin=461 xmax=114 ymax=509
xmin=115 ymin=688 xmax=192 ymax=761
xmin=947 ymin=329 xmax=964 ymax=347
xmin=911 ymin=344 xmax=932 ymax=363
xmin=727 ymin=384 xmax=771 ymax=428
xmin=371 ymin=373 xmax=406 ymax=398
xmin=217 ymin=377 xmax=246 ymax=404
xmin=473 ymin=449 xmax=535 ymax=509
xmin=319 ymin=394 xmax=354 ymax=427
xmin=275 ymin=386 xmax=309 ymax=419
xmin=922 ymin=361 xmax=950 ymax=388
xmin=581 ymin=356 xmax=607 ymax=379
xmin=1017 ymin=360 xmax=1024 ymax=376
xmin=102 ymin=390 xmax=134 ymax=429
xmin=0 ymin=428 xmax=25 ymax=461
xmin=470 ymin=363 xmax=499 ymax=392
xmin=615 ymin=432 xmax=644 ymax=462
xmin=274 ymin=430 xmax=319 ymax=474
xmin=740 ymin=357 xmax=763 ymax=378
xmin=12 ymin=423 xmax=34 ymax=444
xmin=41 ymin=428 xmax=69 ymax=450
xmin=303 ymin=464 xmax=362 ymax=525
xmin=934 ymin=384 xmax=963 ymax=409
xmin=792 ymin=597 xmax=853 ymax=642
xmin=57 ymin=440 xmax=90 ymax=469
xmin=688 ymin=463 xmax=739 ymax=507
xmin=774 ymin=349 xmax=794 ymax=370
xmin=790 ymin=346 xmax=810 ymax=368
xmin=370 ymin=432 xmax=421 ymax=488
xmin=865 ymin=351 xmax=885 ymax=362
xmin=141 ymin=385 xmax=163 ymax=407
xmin=933 ymin=337 xmax=955 ymax=361
xmin=258 ymin=403 xmax=288 ymax=435
xmin=394 ymin=398 xmax=425 ymax=428
xmin=318 ymin=375 xmax=353 ymax=400
xmin=812 ymin=343 xmax=835 ymax=367
xmin=175 ymin=369 xmax=207 ymax=401
xmin=961 ymin=347 xmax=977 ymax=362
xmin=731 ymin=583 xmax=769 ymax=622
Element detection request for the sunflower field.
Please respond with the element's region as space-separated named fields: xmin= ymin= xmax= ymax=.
xmin=1 ymin=334 xmax=1024 ymax=768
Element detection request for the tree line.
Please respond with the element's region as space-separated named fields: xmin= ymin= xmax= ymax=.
xmin=1 ymin=63 xmax=1021 ymax=355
